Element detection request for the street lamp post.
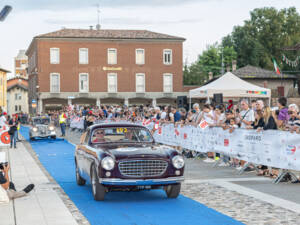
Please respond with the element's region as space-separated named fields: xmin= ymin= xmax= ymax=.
xmin=0 ymin=5 xmax=12 ymax=22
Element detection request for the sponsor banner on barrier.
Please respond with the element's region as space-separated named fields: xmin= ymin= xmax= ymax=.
xmin=69 ymin=117 xmax=300 ymax=171
xmin=152 ymin=124 xmax=300 ymax=171
xmin=0 ymin=126 xmax=10 ymax=146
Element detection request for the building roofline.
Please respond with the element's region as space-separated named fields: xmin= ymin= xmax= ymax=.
xmin=35 ymin=28 xmax=186 ymax=41
xmin=7 ymin=83 xmax=28 ymax=91
xmin=35 ymin=36 xmax=186 ymax=41
xmin=0 ymin=68 xmax=10 ymax=73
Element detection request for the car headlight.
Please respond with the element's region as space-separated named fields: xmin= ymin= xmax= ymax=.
xmin=101 ymin=157 xmax=115 ymax=170
xmin=172 ymin=155 xmax=184 ymax=169
xmin=48 ymin=126 xmax=54 ymax=131
xmin=33 ymin=127 xmax=38 ymax=132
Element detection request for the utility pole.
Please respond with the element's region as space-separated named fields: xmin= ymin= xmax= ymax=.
xmin=221 ymin=46 xmax=224 ymax=75
xmin=0 ymin=5 xmax=12 ymax=22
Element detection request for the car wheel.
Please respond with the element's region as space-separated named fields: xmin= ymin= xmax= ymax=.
xmin=165 ymin=183 xmax=181 ymax=198
xmin=91 ymin=165 xmax=106 ymax=201
xmin=75 ymin=163 xmax=86 ymax=186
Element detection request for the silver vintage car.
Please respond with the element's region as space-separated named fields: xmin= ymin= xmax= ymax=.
xmin=29 ymin=116 xmax=56 ymax=140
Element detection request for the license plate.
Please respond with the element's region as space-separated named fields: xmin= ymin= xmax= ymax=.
xmin=137 ymin=185 xmax=151 ymax=189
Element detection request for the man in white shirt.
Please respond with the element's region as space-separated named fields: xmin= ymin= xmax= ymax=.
xmin=239 ymin=100 xmax=255 ymax=128
xmin=160 ymin=106 xmax=167 ymax=120
xmin=192 ymin=103 xmax=202 ymax=125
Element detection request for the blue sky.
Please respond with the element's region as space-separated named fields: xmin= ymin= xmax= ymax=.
xmin=0 ymin=0 xmax=300 ymax=76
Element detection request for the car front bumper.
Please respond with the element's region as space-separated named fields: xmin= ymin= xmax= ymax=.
xmin=31 ymin=131 xmax=56 ymax=137
xmin=100 ymin=176 xmax=184 ymax=186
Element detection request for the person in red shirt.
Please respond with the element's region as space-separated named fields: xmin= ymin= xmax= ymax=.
xmin=227 ymin=100 xmax=233 ymax=110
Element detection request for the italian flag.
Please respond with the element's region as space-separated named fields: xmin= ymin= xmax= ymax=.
xmin=273 ymin=58 xmax=281 ymax=75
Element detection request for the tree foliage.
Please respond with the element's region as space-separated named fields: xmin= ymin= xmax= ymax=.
xmin=184 ymin=7 xmax=300 ymax=86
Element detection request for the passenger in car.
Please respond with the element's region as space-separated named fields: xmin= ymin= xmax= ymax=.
xmin=93 ymin=130 xmax=107 ymax=143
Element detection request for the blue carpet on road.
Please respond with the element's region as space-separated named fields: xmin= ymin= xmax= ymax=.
xmin=20 ymin=126 xmax=243 ymax=225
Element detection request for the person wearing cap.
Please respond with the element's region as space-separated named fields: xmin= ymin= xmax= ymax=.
xmin=227 ymin=100 xmax=233 ymax=110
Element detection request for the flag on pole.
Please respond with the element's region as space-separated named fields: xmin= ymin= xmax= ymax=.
xmin=272 ymin=58 xmax=281 ymax=75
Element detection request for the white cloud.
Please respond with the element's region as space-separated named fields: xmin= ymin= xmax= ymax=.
xmin=0 ymin=0 xmax=299 ymax=73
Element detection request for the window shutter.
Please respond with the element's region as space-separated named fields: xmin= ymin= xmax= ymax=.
xmin=277 ymin=86 xmax=284 ymax=97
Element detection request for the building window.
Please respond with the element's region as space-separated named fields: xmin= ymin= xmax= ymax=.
xmin=136 ymin=49 xmax=145 ymax=65
xmin=50 ymin=73 xmax=60 ymax=93
xmin=79 ymin=48 xmax=88 ymax=64
xmin=50 ymin=48 xmax=60 ymax=64
xmin=163 ymin=49 xmax=172 ymax=65
xmin=107 ymin=73 xmax=117 ymax=93
xmin=15 ymin=105 xmax=18 ymax=112
xmin=107 ymin=48 xmax=117 ymax=65
xmin=136 ymin=73 xmax=145 ymax=93
xmin=163 ymin=73 xmax=173 ymax=93
xmin=79 ymin=73 xmax=89 ymax=92
xmin=15 ymin=93 xmax=21 ymax=100
xmin=19 ymin=105 xmax=21 ymax=111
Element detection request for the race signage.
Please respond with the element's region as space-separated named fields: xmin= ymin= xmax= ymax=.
xmin=153 ymin=124 xmax=300 ymax=171
xmin=0 ymin=126 xmax=10 ymax=146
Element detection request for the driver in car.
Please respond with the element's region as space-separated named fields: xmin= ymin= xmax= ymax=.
xmin=123 ymin=129 xmax=137 ymax=141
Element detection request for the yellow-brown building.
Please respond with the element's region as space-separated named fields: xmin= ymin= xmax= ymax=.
xmin=0 ymin=68 xmax=9 ymax=111
xmin=15 ymin=50 xmax=28 ymax=79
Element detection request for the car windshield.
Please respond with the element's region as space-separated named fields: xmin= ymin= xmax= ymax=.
xmin=33 ymin=118 xmax=50 ymax=125
xmin=91 ymin=127 xmax=153 ymax=144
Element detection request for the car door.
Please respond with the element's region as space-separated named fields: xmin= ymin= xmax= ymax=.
xmin=81 ymin=129 xmax=93 ymax=178
xmin=76 ymin=131 xmax=88 ymax=176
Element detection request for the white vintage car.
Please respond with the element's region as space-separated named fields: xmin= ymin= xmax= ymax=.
xmin=29 ymin=116 xmax=56 ymax=140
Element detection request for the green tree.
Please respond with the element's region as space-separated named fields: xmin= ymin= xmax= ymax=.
xmin=183 ymin=44 xmax=237 ymax=85
xmin=223 ymin=7 xmax=300 ymax=71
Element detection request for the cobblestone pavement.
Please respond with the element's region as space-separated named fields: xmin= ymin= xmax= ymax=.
xmin=60 ymin=127 xmax=300 ymax=225
xmin=181 ymin=182 xmax=300 ymax=225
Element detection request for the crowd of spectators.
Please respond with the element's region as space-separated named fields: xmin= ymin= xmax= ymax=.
xmin=40 ymin=96 xmax=300 ymax=182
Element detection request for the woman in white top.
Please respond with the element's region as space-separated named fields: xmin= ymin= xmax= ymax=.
xmin=214 ymin=105 xmax=225 ymax=126
xmin=197 ymin=104 xmax=214 ymax=126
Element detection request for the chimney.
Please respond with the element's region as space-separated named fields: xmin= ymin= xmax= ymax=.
xmin=208 ymin=72 xmax=213 ymax=80
xmin=232 ymin=60 xmax=237 ymax=72
xmin=226 ymin=66 xmax=230 ymax=72
xmin=89 ymin=26 xmax=93 ymax=30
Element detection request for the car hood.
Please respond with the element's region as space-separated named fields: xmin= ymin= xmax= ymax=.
xmin=94 ymin=143 xmax=177 ymax=161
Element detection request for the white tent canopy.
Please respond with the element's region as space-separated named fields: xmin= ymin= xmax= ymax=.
xmin=189 ymin=72 xmax=271 ymax=99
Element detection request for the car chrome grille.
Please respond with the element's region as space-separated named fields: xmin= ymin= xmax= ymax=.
xmin=38 ymin=126 xmax=47 ymax=134
xmin=118 ymin=160 xmax=168 ymax=177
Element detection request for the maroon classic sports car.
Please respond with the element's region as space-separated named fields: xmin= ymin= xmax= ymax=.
xmin=75 ymin=122 xmax=185 ymax=201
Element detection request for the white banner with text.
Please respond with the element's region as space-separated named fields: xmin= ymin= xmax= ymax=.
xmin=153 ymin=124 xmax=300 ymax=171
